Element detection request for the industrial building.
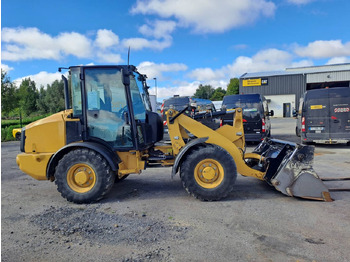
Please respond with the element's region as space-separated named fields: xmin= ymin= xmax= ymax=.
xmin=239 ymin=63 xmax=350 ymax=117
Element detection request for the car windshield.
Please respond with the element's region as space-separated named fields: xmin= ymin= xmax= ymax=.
xmin=223 ymin=95 xmax=262 ymax=119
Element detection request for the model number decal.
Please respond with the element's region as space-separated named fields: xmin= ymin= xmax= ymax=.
xmin=334 ymin=107 xmax=350 ymax=113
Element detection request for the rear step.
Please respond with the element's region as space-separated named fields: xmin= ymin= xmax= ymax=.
xmin=321 ymin=177 xmax=350 ymax=192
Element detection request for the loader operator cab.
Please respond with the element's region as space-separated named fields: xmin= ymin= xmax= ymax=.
xmin=64 ymin=65 xmax=163 ymax=151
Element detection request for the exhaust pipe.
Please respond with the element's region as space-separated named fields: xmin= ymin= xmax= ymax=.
xmin=252 ymin=138 xmax=332 ymax=201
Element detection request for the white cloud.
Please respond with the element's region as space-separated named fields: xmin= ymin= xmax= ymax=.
xmin=228 ymin=49 xmax=295 ymax=76
xmin=157 ymin=81 xmax=201 ymax=99
xmin=131 ymin=0 xmax=276 ymax=33
xmin=1 ymin=64 xmax=14 ymax=73
xmin=137 ymin=61 xmax=188 ymax=79
xmin=186 ymin=49 xmax=294 ymax=89
xmin=188 ymin=67 xmax=226 ymax=82
xmin=14 ymin=71 xmax=63 ymax=88
xmin=290 ymin=59 xmax=314 ymax=68
xmin=57 ymin=32 xmax=92 ymax=58
xmin=294 ymin=40 xmax=350 ymax=58
xmin=1 ymin=27 xmax=92 ymax=61
xmin=139 ymin=20 xmax=176 ymax=39
xmin=1 ymin=27 xmax=173 ymax=63
xmin=94 ymin=29 xmax=120 ymax=49
xmin=186 ymin=48 xmax=315 ymax=90
xmin=136 ymin=61 xmax=189 ymax=98
xmin=287 ymin=0 xmax=314 ymax=5
xmin=96 ymin=52 xmax=123 ymax=63
xmin=122 ymin=37 xmax=172 ymax=51
xmin=326 ymin=57 xmax=350 ymax=65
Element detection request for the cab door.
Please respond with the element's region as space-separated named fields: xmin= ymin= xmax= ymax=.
xmin=83 ymin=67 xmax=135 ymax=149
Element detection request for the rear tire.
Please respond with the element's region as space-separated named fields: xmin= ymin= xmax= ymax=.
xmin=55 ymin=148 xmax=115 ymax=204
xmin=15 ymin=132 xmax=21 ymax=141
xmin=180 ymin=144 xmax=237 ymax=201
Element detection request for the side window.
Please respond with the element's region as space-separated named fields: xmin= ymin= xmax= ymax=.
xmin=71 ymin=68 xmax=82 ymax=117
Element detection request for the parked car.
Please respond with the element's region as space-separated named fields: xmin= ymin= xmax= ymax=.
xmin=12 ymin=128 xmax=22 ymax=141
xmin=293 ymin=87 xmax=350 ymax=144
xmin=161 ymin=96 xmax=219 ymax=133
xmin=221 ymin=94 xmax=274 ymax=142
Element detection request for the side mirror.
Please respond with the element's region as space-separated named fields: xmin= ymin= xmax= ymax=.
xmin=269 ymin=110 xmax=274 ymax=117
xmin=292 ymin=109 xmax=297 ymax=117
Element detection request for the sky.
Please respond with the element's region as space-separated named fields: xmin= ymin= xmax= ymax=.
xmin=1 ymin=0 xmax=350 ymax=101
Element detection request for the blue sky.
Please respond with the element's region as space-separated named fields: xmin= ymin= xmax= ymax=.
xmin=2 ymin=0 xmax=350 ymax=101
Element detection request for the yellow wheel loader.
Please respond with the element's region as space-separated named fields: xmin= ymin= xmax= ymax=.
xmin=16 ymin=65 xmax=337 ymax=203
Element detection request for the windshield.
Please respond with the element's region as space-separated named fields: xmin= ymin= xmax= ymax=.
xmin=223 ymin=95 xmax=262 ymax=120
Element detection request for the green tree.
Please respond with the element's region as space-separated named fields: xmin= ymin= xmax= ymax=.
xmin=193 ymin=84 xmax=215 ymax=99
xmin=18 ymin=78 xmax=38 ymax=116
xmin=226 ymin=78 xmax=239 ymax=95
xmin=210 ymin=87 xmax=226 ymax=101
xmin=1 ymin=70 xmax=18 ymax=116
xmin=44 ymin=80 xmax=65 ymax=113
xmin=37 ymin=86 xmax=48 ymax=114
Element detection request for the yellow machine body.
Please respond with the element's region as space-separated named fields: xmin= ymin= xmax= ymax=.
xmin=16 ymin=64 xmax=334 ymax=204
xmin=164 ymin=108 xmax=265 ymax=180
xmin=16 ymin=111 xmax=70 ymax=180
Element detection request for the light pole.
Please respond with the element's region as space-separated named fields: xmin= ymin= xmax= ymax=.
xmin=153 ymin=77 xmax=157 ymax=101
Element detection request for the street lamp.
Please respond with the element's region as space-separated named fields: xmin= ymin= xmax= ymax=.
xmin=153 ymin=77 xmax=157 ymax=101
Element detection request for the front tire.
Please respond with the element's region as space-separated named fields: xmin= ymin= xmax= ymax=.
xmin=55 ymin=148 xmax=115 ymax=204
xmin=180 ymin=144 xmax=237 ymax=201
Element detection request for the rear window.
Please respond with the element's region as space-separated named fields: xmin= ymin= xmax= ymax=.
xmin=163 ymin=97 xmax=189 ymax=111
xmin=164 ymin=97 xmax=189 ymax=107
xmin=329 ymin=87 xmax=350 ymax=99
xmin=223 ymin=94 xmax=262 ymax=118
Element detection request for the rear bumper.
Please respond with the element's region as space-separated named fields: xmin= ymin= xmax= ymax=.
xmin=302 ymin=133 xmax=350 ymax=144
xmin=245 ymin=132 xmax=267 ymax=142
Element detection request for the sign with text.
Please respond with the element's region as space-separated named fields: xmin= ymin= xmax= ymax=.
xmin=242 ymin=78 xmax=268 ymax=87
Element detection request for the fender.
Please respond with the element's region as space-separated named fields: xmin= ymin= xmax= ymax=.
xmin=171 ymin=137 xmax=208 ymax=178
xmin=46 ymin=141 xmax=121 ymax=180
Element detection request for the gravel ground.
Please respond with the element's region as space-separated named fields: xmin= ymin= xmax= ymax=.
xmin=2 ymin=118 xmax=350 ymax=262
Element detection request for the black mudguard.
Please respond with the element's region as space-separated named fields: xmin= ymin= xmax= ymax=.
xmin=46 ymin=141 xmax=120 ymax=180
xmin=171 ymin=137 xmax=208 ymax=178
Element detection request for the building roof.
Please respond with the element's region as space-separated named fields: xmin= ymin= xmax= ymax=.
xmin=240 ymin=63 xmax=350 ymax=79
xmin=240 ymin=71 xmax=300 ymax=78
xmin=286 ymin=63 xmax=350 ymax=73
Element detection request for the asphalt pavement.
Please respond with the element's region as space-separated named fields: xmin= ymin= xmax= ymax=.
xmin=1 ymin=117 xmax=350 ymax=262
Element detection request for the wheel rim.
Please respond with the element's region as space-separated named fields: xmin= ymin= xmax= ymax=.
xmin=67 ymin=163 xmax=96 ymax=193
xmin=194 ymin=159 xmax=224 ymax=189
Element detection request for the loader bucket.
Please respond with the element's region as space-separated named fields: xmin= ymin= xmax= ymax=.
xmin=252 ymin=138 xmax=332 ymax=201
